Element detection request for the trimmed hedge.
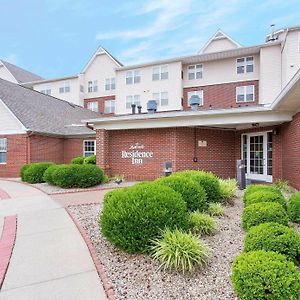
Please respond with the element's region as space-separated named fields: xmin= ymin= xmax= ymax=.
xmin=100 ymin=182 xmax=188 ymax=253
xmin=21 ymin=162 xmax=54 ymax=183
xmin=43 ymin=164 xmax=58 ymax=185
xmin=244 ymin=222 xmax=300 ymax=262
xmin=231 ymin=250 xmax=300 ymax=300
xmin=288 ymin=192 xmax=300 ymax=223
xmin=84 ymin=154 xmax=96 ymax=165
xmin=243 ymin=184 xmax=281 ymax=202
xmin=173 ymin=170 xmax=222 ymax=203
xmin=242 ymin=202 xmax=289 ymax=230
xmin=244 ymin=190 xmax=286 ymax=209
xmin=155 ymin=176 xmax=207 ymax=211
xmin=71 ymin=157 xmax=84 ymax=164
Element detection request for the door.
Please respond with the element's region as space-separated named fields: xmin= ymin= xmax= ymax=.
xmin=242 ymin=132 xmax=273 ymax=182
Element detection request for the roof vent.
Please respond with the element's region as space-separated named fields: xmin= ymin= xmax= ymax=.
xmin=189 ymin=95 xmax=201 ymax=111
xmin=147 ymin=100 xmax=157 ymax=114
xmin=267 ymin=24 xmax=277 ymax=42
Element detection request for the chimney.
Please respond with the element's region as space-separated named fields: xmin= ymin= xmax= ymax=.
xmin=137 ymin=105 xmax=142 ymax=114
xmin=131 ymin=104 xmax=136 ymax=114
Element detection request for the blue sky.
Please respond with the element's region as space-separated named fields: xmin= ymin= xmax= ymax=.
xmin=1 ymin=0 xmax=299 ymax=79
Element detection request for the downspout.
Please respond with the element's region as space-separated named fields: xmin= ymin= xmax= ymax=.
xmin=26 ymin=130 xmax=34 ymax=164
xmin=85 ymin=122 xmax=94 ymax=131
xmin=280 ymin=29 xmax=289 ymax=90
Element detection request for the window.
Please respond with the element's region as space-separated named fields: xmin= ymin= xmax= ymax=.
xmin=104 ymin=100 xmax=116 ymax=113
xmin=152 ymin=65 xmax=168 ymax=81
xmin=236 ymin=85 xmax=255 ymax=102
xmin=59 ymin=81 xmax=71 ymax=93
xmin=105 ymin=78 xmax=116 ymax=90
xmin=152 ymin=92 xmax=168 ymax=106
xmin=40 ymin=86 xmax=51 ymax=95
xmin=88 ymin=80 xmax=98 ymax=93
xmin=126 ymin=95 xmax=141 ymax=109
xmin=80 ymin=85 xmax=84 ymax=93
xmin=83 ymin=140 xmax=96 ymax=157
xmin=188 ymin=64 xmax=203 ymax=80
xmin=237 ymin=57 xmax=254 ymax=74
xmin=187 ymin=90 xmax=204 ymax=106
xmin=0 ymin=138 xmax=7 ymax=164
xmin=126 ymin=70 xmax=141 ymax=84
xmin=87 ymin=101 xmax=98 ymax=112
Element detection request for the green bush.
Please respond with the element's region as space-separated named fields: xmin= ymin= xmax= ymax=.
xmin=188 ymin=211 xmax=217 ymax=235
xmin=242 ymin=202 xmax=289 ymax=230
xmin=273 ymin=179 xmax=295 ymax=194
xmin=244 ymin=190 xmax=286 ymax=209
xmin=21 ymin=162 xmax=54 ymax=183
xmin=151 ymin=229 xmax=211 ymax=273
xmin=243 ymin=184 xmax=281 ymax=202
xmin=84 ymin=154 xmax=96 ymax=165
xmin=51 ymin=164 xmax=104 ymax=188
xmin=43 ymin=164 xmax=58 ymax=185
xmin=155 ymin=176 xmax=207 ymax=211
xmin=71 ymin=157 xmax=84 ymax=164
xmin=219 ymin=178 xmax=238 ymax=201
xmin=244 ymin=222 xmax=300 ymax=262
xmin=173 ymin=170 xmax=222 ymax=203
xmin=20 ymin=164 xmax=31 ymax=181
xmin=100 ymin=183 xmax=188 ymax=253
xmin=231 ymin=250 xmax=300 ymax=300
xmin=207 ymin=203 xmax=224 ymax=217
xmin=288 ymin=192 xmax=300 ymax=223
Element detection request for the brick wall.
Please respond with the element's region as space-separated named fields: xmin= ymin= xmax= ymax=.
xmin=183 ymin=80 xmax=259 ymax=110
xmin=84 ymin=96 xmax=115 ymax=115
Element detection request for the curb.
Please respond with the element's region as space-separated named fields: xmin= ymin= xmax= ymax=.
xmin=65 ymin=207 xmax=116 ymax=300
xmin=0 ymin=215 xmax=17 ymax=290
xmin=0 ymin=188 xmax=11 ymax=200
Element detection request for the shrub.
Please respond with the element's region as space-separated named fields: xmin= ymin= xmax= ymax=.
xmin=20 ymin=164 xmax=31 ymax=181
xmin=43 ymin=164 xmax=58 ymax=185
xmin=21 ymin=162 xmax=54 ymax=183
xmin=273 ymin=179 xmax=295 ymax=194
xmin=151 ymin=229 xmax=211 ymax=273
xmin=219 ymin=178 xmax=238 ymax=201
xmin=173 ymin=170 xmax=222 ymax=203
xmin=288 ymin=192 xmax=300 ymax=223
xmin=188 ymin=211 xmax=217 ymax=235
xmin=71 ymin=156 xmax=84 ymax=164
xmin=155 ymin=176 xmax=207 ymax=211
xmin=84 ymin=154 xmax=96 ymax=165
xmin=243 ymin=184 xmax=281 ymax=203
xmin=231 ymin=250 xmax=300 ymax=300
xmin=244 ymin=222 xmax=300 ymax=262
xmin=242 ymin=202 xmax=289 ymax=230
xmin=100 ymin=183 xmax=188 ymax=253
xmin=207 ymin=203 xmax=224 ymax=217
xmin=244 ymin=190 xmax=286 ymax=209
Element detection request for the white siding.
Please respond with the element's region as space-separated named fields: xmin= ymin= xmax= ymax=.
xmin=202 ymin=38 xmax=239 ymax=53
xmin=0 ymin=65 xmax=18 ymax=83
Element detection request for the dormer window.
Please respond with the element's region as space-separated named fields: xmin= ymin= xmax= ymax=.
xmin=188 ymin=64 xmax=203 ymax=80
xmin=237 ymin=57 xmax=254 ymax=74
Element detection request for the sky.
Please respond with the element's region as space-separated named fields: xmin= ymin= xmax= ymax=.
xmin=1 ymin=0 xmax=299 ymax=79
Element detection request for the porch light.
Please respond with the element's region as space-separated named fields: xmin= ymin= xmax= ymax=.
xmin=189 ymin=95 xmax=201 ymax=111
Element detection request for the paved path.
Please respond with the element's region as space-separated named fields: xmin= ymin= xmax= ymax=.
xmin=0 ymin=180 xmax=107 ymax=300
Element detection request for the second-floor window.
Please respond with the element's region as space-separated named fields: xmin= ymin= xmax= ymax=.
xmin=152 ymin=65 xmax=168 ymax=81
xmin=126 ymin=70 xmax=141 ymax=84
xmin=126 ymin=95 xmax=140 ymax=109
xmin=105 ymin=78 xmax=116 ymax=90
xmin=237 ymin=57 xmax=254 ymax=74
xmin=0 ymin=138 xmax=7 ymax=164
xmin=188 ymin=64 xmax=203 ymax=80
xmin=87 ymin=101 xmax=98 ymax=112
xmin=153 ymin=92 xmax=168 ymax=106
xmin=40 ymin=86 xmax=51 ymax=95
xmin=104 ymin=100 xmax=116 ymax=113
xmin=187 ymin=90 xmax=204 ymax=106
xmin=88 ymin=80 xmax=98 ymax=93
xmin=236 ymin=85 xmax=255 ymax=102
xmin=59 ymin=81 xmax=70 ymax=93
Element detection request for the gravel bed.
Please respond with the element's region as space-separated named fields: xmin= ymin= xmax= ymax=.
xmin=69 ymin=191 xmax=245 ymax=300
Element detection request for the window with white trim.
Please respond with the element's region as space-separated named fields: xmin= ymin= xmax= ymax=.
xmin=40 ymin=86 xmax=51 ymax=95
xmin=0 ymin=138 xmax=7 ymax=164
xmin=83 ymin=140 xmax=96 ymax=157
xmin=237 ymin=57 xmax=254 ymax=74
xmin=59 ymin=81 xmax=71 ymax=93
xmin=188 ymin=64 xmax=203 ymax=80
xmin=126 ymin=70 xmax=141 ymax=84
xmin=187 ymin=90 xmax=204 ymax=106
xmin=236 ymin=85 xmax=255 ymax=102
xmin=152 ymin=65 xmax=168 ymax=80
xmin=104 ymin=100 xmax=116 ymax=113
xmin=88 ymin=80 xmax=98 ymax=93
xmin=105 ymin=78 xmax=116 ymax=90
xmin=152 ymin=92 xmax=168 ymax=106
xmin=87 ymin=101 xmax=98 ymax=112
xmin=80 ymin=85 xmax=84 ymax=93
xmin=126 ymin=95 xmax=140 ymax=109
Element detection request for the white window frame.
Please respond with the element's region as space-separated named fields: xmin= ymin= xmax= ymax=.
xmin=83 ymin=140 xmax=96 ymax=157
xmin=59 ymin=81 xmax=71 ymax=94
xmin=105 ymin=78 xmax=116 ymax=91
xmin=187 ymin=64 xmax=203 ymax=80
xmin=152 ymin=65 xmax=168 ymax=81
xmin=152 ymin=92 xmax=168 ymax=106
xmin=104 ymin=100 xmax=116 ymax=113
xmin=0 ymin=138 xmax=7 ymax=164
xmin=126 ymin=70 xmax=141 ymax=85
xmin=236 ymin=57 xmax=254 ymax=74
xmin=187 ymin=90 xmax=204 ymax=106
xmin=236 ymin=85 xmax=255 ymax=103
xmin=87 ymin=101 xmax=98 ymax=112
xmin=40 ymin=86 xmax=51 ymax=95
xmin=88 ymin=80 xmax=98 ymax=93
xmin=126 ymin=95 xmax=141 ymax=109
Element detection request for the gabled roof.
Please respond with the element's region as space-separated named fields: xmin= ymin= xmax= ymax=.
xmin=0 ymin=60 xmax=43 ymax=83
xmin=198 ymin=29 xmax=241 ymax=54
xmin=0 ymin=78 xmax=101 ymax=137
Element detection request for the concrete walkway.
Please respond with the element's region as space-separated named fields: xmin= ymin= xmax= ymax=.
xmin=0 ymin=180 xmax=107 ymax=300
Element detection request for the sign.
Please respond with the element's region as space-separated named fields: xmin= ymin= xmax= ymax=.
xmin=121 ymin=143 xmax=154 ymax=165
xmin=198 ymin=140 xmax=207 ymax=147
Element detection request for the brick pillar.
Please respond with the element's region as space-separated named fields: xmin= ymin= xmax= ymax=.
xmin=272 ymin=131 xmax=282 ymax=181
xmin=96 ymin=129 xmax=110 ymax=175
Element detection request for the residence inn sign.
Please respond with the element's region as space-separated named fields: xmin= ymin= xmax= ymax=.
xmin=121 ymin=143 xmax=154 ymax=165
